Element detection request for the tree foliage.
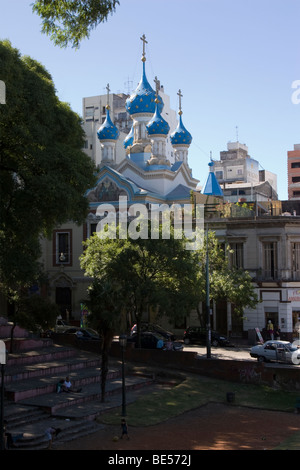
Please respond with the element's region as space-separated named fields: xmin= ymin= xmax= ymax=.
xmin=191 ymin=230 xmax=259 ymax=324
xmin=85 ymin=279 xmax=125 ymax=401
xmin=80 ymin=228 xmax=198 ymax=346
xmin=0 ymin=40 xmax=96 ymax=294
xmin=32 ymin=0 xmax=120 ymax=48
xmin=17 ymin=294 xmax=60 ymax=333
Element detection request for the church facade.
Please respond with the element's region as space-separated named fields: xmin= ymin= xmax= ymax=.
xmin=39 ymin=37 xmax=300 ymax=342
xmin=40 ymin=36 xmax=202 ymax=329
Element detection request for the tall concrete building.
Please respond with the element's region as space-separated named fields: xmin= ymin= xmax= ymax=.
xmin=287 ymin=144 xmax=300 ymax=200
xmin=213 ymin=141 xmax=278 ymax=203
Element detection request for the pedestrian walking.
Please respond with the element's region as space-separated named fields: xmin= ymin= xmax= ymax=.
xmin=120 ymin=419 xmax=129 ymax=440
xmin=45 ymin=426 xmax=61 ymax=449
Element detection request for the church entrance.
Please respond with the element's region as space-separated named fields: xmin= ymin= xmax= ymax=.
xmin=56 ymin=287 xmax=72 ymax=319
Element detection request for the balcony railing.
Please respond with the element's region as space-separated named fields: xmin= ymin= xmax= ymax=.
xmin=251 ymin=269 xmax=300 ymax=282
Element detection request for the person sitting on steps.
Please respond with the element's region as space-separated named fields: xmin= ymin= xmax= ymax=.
xmin=63 ymin=376 xmax=82 ymax=393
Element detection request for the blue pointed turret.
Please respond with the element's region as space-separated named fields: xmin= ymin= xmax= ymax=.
xmin=170 ymin=113 xmax=192 ymax=146
xmin=126 ymin=35 xmax=163 ymax=117
xmin=170 ymin=90 xmax=192 ymax=147
xmin=146 ymin=100 xmax=170 ymax=136
xmin=125 ymin=61 xmax=163 ymax=116
xmin=123 ymin=123 xmax=134 ymax=149
xmin=203 ymin=160 xmax=223 ymax=196
xmin=97 ymin=106 xmax=119 ymax=142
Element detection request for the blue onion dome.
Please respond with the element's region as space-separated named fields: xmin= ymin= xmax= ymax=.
xmin=146 ymin=100 xmax=170 ymax=136
xmin=125 ymin=61 xmax=163 ymax=116
xmin=170 ymin=113 xmax=192 ymax=146
xmin=97 ymin=106 xmax=119 ymax=141
xmin=123 ymin=123 xmax=134 ymax=149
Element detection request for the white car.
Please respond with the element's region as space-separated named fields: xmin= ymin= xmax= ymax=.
xmin=250 ymin=340 xmax=300 ymax=364
xmin=54 ymin=319 xmax=70 ymax=333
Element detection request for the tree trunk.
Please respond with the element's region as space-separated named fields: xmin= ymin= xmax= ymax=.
xmin=10 ymin=323 xmax=16 ymax=354
xmin=101 ymin=347 xmax=108 ymax=403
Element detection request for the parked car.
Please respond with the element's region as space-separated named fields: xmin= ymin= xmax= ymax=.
xmin=183 ymin=327 xmax=232 ymax=347
xmin=250 ymin=340 xmax=300 ymax=364
xmin=130 ymin=323 xmax=176 ymax=341
xmin=63 ymin=327 xmax=100 ymax=341
xmin=54 ymin=319 xmax=70 ymax=333
xmin=41 ymin=318 xmax=70 ymax=337
xmin=127 ymin=332 xmax=183 ymax=351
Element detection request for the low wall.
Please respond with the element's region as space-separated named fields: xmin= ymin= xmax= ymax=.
xmin=0 ymin=324 xmax=29 ymax=339
xmin=109 ymin=342 xmax=300 ymax=391
xmin=51 ymin=336 xmax=300 ymax=391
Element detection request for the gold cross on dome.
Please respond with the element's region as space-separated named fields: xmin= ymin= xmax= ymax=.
xmin=140 ymin=34 xmax=148 ymax=60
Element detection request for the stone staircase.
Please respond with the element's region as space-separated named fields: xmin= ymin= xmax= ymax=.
xmin=0 ymin=329 xmax=155 ymax=450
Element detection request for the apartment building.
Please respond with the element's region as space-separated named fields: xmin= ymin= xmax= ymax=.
xmin=287 ymin=144 xmax=300 ymax=200
xmin=213 ymin=142 xmax=278 ymax=203
xmin=197 ymin=208 xmax=300 ymax=340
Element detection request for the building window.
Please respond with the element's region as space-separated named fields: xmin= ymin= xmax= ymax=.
xmin=85 ymin=106 xmax=94 ymax=119
xmin=229 ymin=243 xmax=244 ymax=269
xmin=292 ymin=176 xmax=300 ymax=183
xmin=54 ymin=230 xmax=72 ymax=266
xmin=90 ymin=223 xmax=98 ymax=236
xmin=263 ymin=242 xmax=277 ymax=280
xmin=292 ymin=242 xmax=300 ymax=280
xmin=215 ymin=170 xmax=223 ymax=179
xmin=291 ymin=162 xmax=300 ymax=169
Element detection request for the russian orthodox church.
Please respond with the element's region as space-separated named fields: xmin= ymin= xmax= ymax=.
xmin=38 ymin=36 xmax=224 ymax=321
xmin=86 ymin=35 xmax=202 ymax=212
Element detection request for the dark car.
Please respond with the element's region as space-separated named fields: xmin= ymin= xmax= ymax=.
xmin=183 ymin=327 xmax=232 ymax=347
xmin=128 ymin=332 xmax=166 ymax=349
xmin=130 ymin=323 xmax=176 ymax=341
xmin=127 ymin=331 xmax=183 ymax=351
xmin=63 ymin=327 xmax=100 ymax=341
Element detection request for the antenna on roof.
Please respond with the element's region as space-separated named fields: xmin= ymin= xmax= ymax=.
xmin=236 ymin=125 xmax=239 ymax=142
xmin=124 ymin=76 xmax=133 ymax=95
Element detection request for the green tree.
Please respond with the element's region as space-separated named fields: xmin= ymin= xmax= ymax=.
xmin=85 ymin=279 xmax=124 ymax=402
xmin=32 ymin=0 xmax=120 ymax=48
xmin=0 ymin=40 xmax=96 ymax=302
xmin=6 ymin=293 xmax=60 ymax=353
xmin=80 ymin=228 xmax=198 ymax=348
xmin=191 ymin=230 xmax=259 ymax=327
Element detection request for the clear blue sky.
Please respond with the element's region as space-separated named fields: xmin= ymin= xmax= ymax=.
xmin=1 ymin=0 xmax=300 ymax=200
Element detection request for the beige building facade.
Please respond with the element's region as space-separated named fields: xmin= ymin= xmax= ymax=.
xmin=201 ymin=210 xmax=300 ymax=341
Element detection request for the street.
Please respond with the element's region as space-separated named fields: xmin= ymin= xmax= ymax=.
xmin=183 ymin=343 xmax=300 ymax=368
xmin=182 ymin=344 xmax=253 ymax=361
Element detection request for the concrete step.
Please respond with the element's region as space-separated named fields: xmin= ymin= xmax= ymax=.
xmin=4 ymin=398 xmax=51 ymax=433
xmin=3 ymin=336 xmax=53 ymax=352
xmin=13 ymin=419 xmax=105 ymax=450
xmin=18 ymin=375 xmax=154 ymax=416
xmin=3 ymin=349 xmax=102 ymax=386
xmin=5 ymin=375 xmax=156 ymax=450
xmin=5 ymin=367 xmax=120 ymax=401
xmin=6 ymin=344 xmax=76 ymax=367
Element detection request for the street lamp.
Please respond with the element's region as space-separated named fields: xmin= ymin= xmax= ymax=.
xmin=206 ymin=226 xmax=211 ymax=359
xmin=119 ymin=334 xmax=127 ymax=417
xmin=0 ymin=340 xmax=6 ymax=451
